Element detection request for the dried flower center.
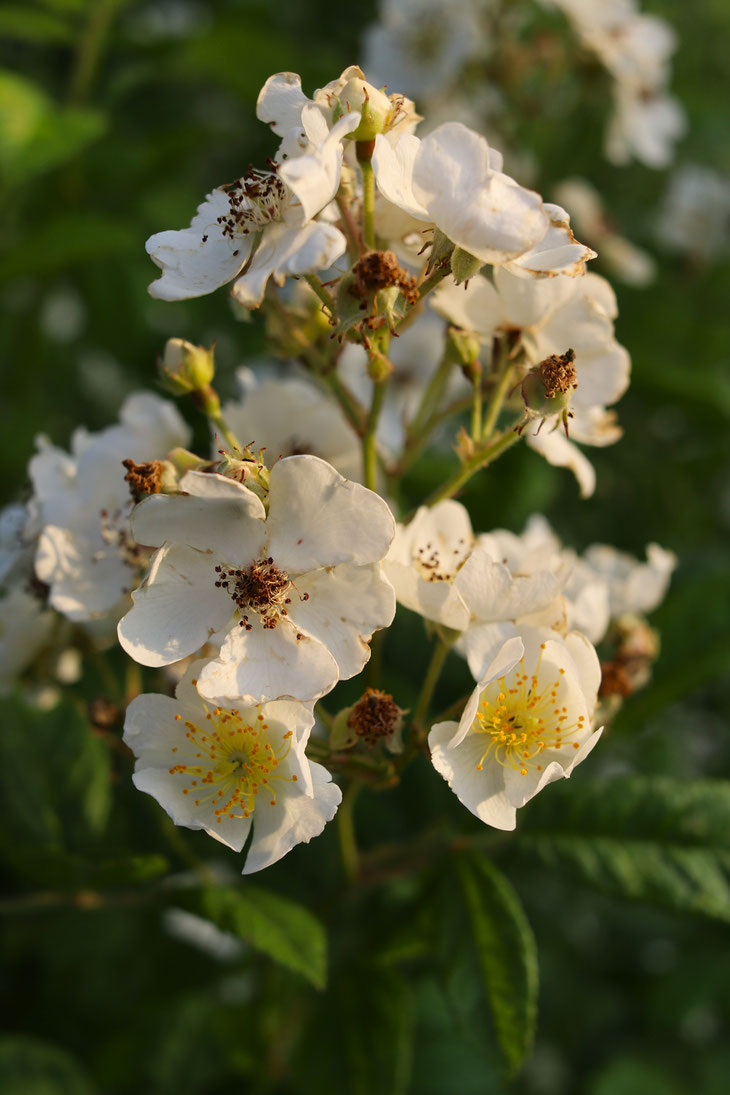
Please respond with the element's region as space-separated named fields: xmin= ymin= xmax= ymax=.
xmin=351 ymin=249 xmax=419 ymax=304
xmin=538 ymin=349 xmax=577 ymax=398
xmin=168 ymin=702 xmax=296 ymax=821
xmin=348 ymin=688 xmax=402 ymax=746
xmin=214 ymin=557 xmax=308 ymax=630
xmin=471 ymin=646 xmax=586 ymax=776
xmin=123 ymin=458 xmax=163 ymax=502
xmin=215 ymin=168 xmax=288 ymax=239
xmin=413 ymin=537 xmax=470 ymax=583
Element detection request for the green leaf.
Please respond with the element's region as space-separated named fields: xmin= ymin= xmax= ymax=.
xmin=0 ymin=695 xmax=112 ymax=857
xmin=456 ymin=853 xmax=538 ymax=1077
xmin=0 ymin=1036 xmax=94 ymax=1095
xmin=0 ymin=67 xmax=105 ymax=186
xmin=518 ymin=775 xmax=730 ymax=922
xmin=192 ymin=884 xmax=327 ymax=989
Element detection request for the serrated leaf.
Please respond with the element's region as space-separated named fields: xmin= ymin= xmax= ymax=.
xmin=0 ymin=1036 xmax=93 ymax=1095
xmin=518 ymin=775 xmax=730 ymax=922
xmin=456 ymin=853 xmax=538 ymax=1077
xmin=192 ymin=884 xmax=327 ymax=988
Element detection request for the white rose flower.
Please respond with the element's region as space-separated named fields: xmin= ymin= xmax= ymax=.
xmin=0 ymin=587 xmax=56 ymax=696
xmin=123 ymin=664 xmax=341 ymax=874
xmin=145 ymin=111 xmax=357 ymax=307
xmin=429 ymin=629 xmax=602 ymax=830
xmin=372 ymin=123 xmax=550 ymax=267
xmin=431 ymin=267 xmax=630 ymax=496
xmin=582 ymin=542 xmax=677 ymax=618
xmin=221 ymin=369 xmax=362 ymax=482
xmin=117 ymin=457 xmax=396 ymax=704
xmin=32 ymin=393 xmax=190 ymax=623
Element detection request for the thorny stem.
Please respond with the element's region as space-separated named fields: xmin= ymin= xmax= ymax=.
xmin=425 ymin=424 xmax=522 ymax=506
xmin=337 ymin=782 xmax=362 ymax=882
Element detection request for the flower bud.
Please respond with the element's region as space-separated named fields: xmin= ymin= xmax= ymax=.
xmin=158 ymin=338 xmax=215 ymax=395
xmin=445 ymin=326 xmax=482 ymax=379
xmin=332 ymin=689 xmax=406 ymax=753
xmin=337 ymin=75 xmax=392 ymax=142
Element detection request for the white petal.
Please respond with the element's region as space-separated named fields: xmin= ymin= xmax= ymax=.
xmin=286 ymin=563 xmax=395 ymax=680
xmin=196 ymin=613 xmax=339 ymax=704
xmin=372 ymin=132 xmax=431 ymax=220
xmin=429 ymin=721 xmax=517 ymax=830
xmin=502 ymin=204 xmax=596 ymax=278
xmin=526 ymin=428 xmax=596 ymax=499
xmin=243 ymin=761 xmax=341 ymax=874
xmin=266 ymin=455 xmax=395 ymax=573
xmin=450 ymin=634 xmax=525 ymax=746
xmin=117 ymin=543 xmax=234 ymax=667
xmin=494 ymin=265 xmax=577 ymax=330
xmin=278 ymin=111 xmax=360 ymax=222
xmin=383 ymin=559 xmax=470 ymax=630
xmin=231 ymin=221 xmax=346 ymax=308
xmin=256 ymin=71 xmax=309 ymax=135
xmin=132 ymin=474 xmax=266 ymax=566
xmin=455 ymin=545 xmax=561 ymax=624
xmin=429 ymin=275 xmax=505 ymax=341
xmin=146 ymin=190 xmax=253 ymax=301
xmin=36 ymin=526 xmax=131 ymax=621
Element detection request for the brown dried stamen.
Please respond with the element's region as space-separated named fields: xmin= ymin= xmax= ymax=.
xmin=123 ymin=458 xmax=164 ymax=502
xmin=347 ymin=688 xmax=403 ymax=747
xmin=351 ymin=250 xmax=419 ymax=305
xmin=414 ymin=537 xmax=469 ymax=582
xmin=214 ymin=167 xmax=287 ymax=240
xmin=214 ymin=557 xmax=307 ymax=631
xmin=538 ymin=349 xmax=577 ymax=398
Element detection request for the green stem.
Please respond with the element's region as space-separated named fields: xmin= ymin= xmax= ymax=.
xmin=363 ymin=377 xmax=387 ymax=490
xmin=407 ymin=349 xmax=454 ymax=441
xmin=304 ymin=274 xmax=336 ymax=317
xmin=337 ymin=783 xmax=362 ymax=883
xmin=412 ymin=638 xmax=451 ymax=732
xmin=195 ymin=385 xmax=242 ymax=452
xmin=360 ymin=160 xmax=376 ymax=250
xmin=482 ymin=347 xmax=517 ymax=441
xmin=425 ymin=425 xmax=522 ymax=507
xmin=68 ymin=0 xmax=123 ymax=104
xmin=327 ymin=371 xmax=367 ymax=436
xmin=471 ymin=369 xmax=483 ymax=441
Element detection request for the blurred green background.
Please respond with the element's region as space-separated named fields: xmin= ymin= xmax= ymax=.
xmin=1 ymin=1 xmax=730 ymax=1092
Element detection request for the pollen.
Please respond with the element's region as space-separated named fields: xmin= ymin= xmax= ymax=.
xmin=168 ymin=702 xmax=296 ymax=821
xmin=471 ymin=651 xmax=587 ymax=777
xmin=214 ymin=557 xmax=293 ymax=630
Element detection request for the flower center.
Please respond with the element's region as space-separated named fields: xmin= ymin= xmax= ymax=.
xmin=168 ymin=703 xmax=296 ymax=821
xmin=214 ymin=557 xmax=306 ymax=630
xmin=216 ymin=169 xmax=288 ymax=238
xmin=413 ymin=537 xmax=470 ymax=583
xmin=471 ymin=646 xmax=586 ymax=776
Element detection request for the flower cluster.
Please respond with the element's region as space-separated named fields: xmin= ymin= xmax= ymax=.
xmin=4 ymin=61 xmax=676 ymax=877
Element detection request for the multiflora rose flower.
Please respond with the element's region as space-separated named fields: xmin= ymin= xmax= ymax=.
xmin=31 ymin=392 xmax=190 ymax=623
xmin=123 ymin=664 xmax=340 ymax=873
xmin=117 ymin=456 xmax=396 ymax=704
xmin=429 ymin=630 xmax=602 ymax=830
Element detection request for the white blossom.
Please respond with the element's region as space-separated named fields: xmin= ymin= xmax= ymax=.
xmin=145 ymin=110 xmax=357 ymax=307
xmin=656 ymin=164 xmax=730 ymax=261
xmin=117 ymin=457 xmax=396 ymax=704
xmin=582 ymin=542 xmax=677 ymax=619
xmin=123 ymin=664 xmax=341 ymax=873
xmin=32 ymin=392 xmax=191 ymax=623
xmin=221 ymin=369 xmax=362 ymax=482
xmin=0 ymin=587 xmax=56 ymax=697
xmin=429 ymin=629 xmax=602 ymax=830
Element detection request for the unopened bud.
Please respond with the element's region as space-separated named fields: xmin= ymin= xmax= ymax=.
xmin=445 ymin=326 xmax=481 ymax=379
xmin=338 ymin=74 xmax=392 ymax=142
xmin=159 ymin=338 xmax=215 ymax=395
